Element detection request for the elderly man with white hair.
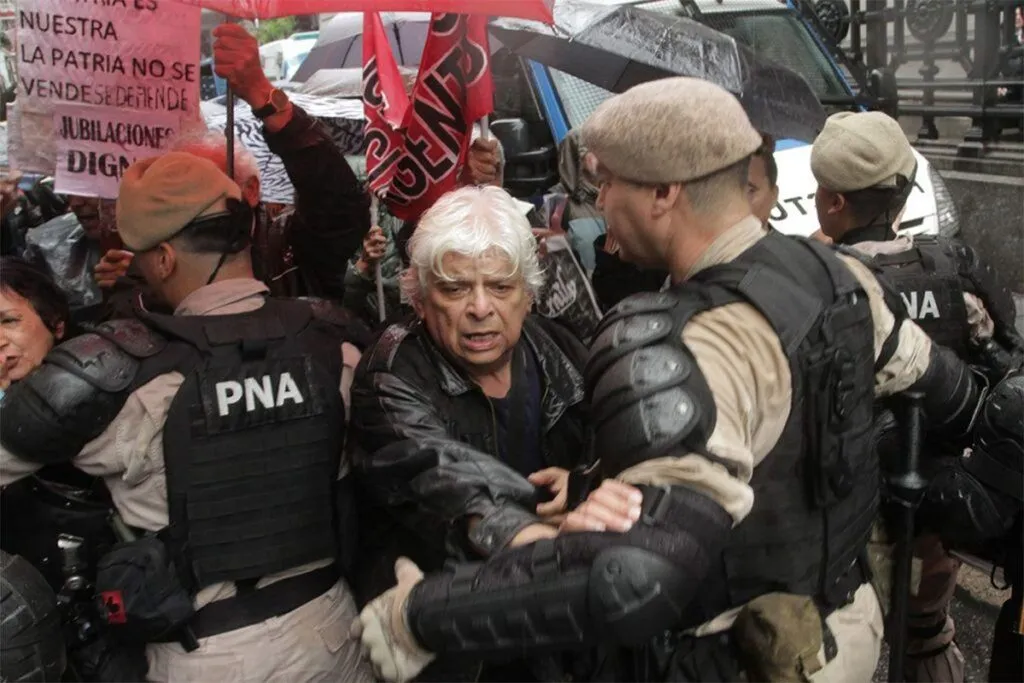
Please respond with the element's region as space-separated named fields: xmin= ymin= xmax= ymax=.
xmin=349 ymin=185 xmax=593 ymax=682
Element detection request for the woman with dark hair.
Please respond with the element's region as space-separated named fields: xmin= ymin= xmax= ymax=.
xmin=0 ymin=257 xmax=70 ymax=388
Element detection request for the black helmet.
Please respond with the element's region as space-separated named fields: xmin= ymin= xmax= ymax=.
xmin=0 ymin=551 xmax=66 ymax=682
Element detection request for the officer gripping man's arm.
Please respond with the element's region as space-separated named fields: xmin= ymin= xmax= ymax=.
xmin=355 ymin=80 xmax=988 ymax=683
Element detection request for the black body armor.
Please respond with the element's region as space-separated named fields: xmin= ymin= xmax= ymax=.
xmin=683 ymin=231 xmax=878 ymax=618
xmin=870 ymin=236 xmax=970 ymax=356
xmin=1 ymin=299 xmax=349 ymax=593
xmin=137 ymin=298 xmax=345 ymax=590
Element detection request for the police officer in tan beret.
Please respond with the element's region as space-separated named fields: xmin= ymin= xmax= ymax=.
xmin=353 ymin=77 xmax=992 ymax=683
xmin=0 ymin=153 xmax=372 ymax=682
xmin=812 ymin=111 xmax=1023 ymax=683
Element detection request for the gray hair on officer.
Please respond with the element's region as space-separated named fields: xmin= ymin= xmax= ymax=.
xmin=399 ymin=186 xmax=544 ymax=307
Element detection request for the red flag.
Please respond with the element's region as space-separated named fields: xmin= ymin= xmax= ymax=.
xmin=377 ymin=13 xmax=496 ymax=221
xmin=363 ymin=12 xmax=411 ymax=197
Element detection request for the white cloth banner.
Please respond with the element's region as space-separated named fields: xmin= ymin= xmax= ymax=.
xmin=53 ymin=103 xmax=181 ymax=198
xmin=12 ymin=0 xmax=201 ymax=193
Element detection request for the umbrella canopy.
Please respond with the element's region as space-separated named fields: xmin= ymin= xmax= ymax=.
xmin=202 ymin=93 xmax=366 ymax=204
xmin=291 ymin=12 xmax=429 ymax=82
xmin=172 ymin=0 xmax=552 ymax=21
xmin=295 ymin=66 xmax=419 ymax=97
xmin=490 ymin=0 xmax=826 ymax=143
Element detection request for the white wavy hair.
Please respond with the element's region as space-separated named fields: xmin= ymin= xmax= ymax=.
xmin=170 ymin=129 xmax=260 ymax=186
xmin=401 ymin=186 xmax=544 ymax=307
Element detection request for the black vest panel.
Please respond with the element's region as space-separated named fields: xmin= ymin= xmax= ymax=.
xmin=685 ymin=231 xmax=879 ymax=618
xmin=870 ymin=236 xmax=970 ymax=356
xmin=137 ymin=299 xmax=345 ymax=590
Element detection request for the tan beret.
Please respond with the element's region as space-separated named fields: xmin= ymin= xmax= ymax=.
xmin=811 ymin=112 xmax=917 ymax=193
xmin=581 ymin=77 xmax=762 ymax=184
xmin=116 ymin=152 xmax=242 ymax=251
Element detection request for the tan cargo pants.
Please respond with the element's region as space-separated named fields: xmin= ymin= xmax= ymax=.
xmin=145 ymin=580 xmax=374 ymax=683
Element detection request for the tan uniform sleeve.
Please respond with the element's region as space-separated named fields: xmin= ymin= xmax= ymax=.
xmin=617 ymin=302 xmax=792 ymax=525
xmin=834 ymin=254 xmax=933 ymax=396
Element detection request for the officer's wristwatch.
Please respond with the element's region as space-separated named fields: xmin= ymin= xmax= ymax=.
xmin=251 ymin=88 xmax=289 ymax=119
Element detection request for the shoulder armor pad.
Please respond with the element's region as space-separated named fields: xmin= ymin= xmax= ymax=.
xmin=47 ymin=324 xmax=160 ymax=393
xmin=1 ymin=332 xmax=145 ymax=464
xmin=363 ymin=322 xmax=413 ymax=373
xmin=586 ymin=290 xmax=717 ymax=476
xmin=88 ymin=318 xmax=166 ymax=359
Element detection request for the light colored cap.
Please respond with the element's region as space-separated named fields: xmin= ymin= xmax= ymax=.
xmin=811 ymin=111 xmax=917 ymax=193
xmin=116 ymin=152 xmax=242 ymax=251
xmin=581 ymin=77 xmax=762 ymax=184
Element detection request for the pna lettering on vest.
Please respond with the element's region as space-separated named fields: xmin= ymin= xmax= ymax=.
xmin=215 ymin=373 xmax=305 ymax=416
xmin=901 ymin=291 xmax=940 ymax=320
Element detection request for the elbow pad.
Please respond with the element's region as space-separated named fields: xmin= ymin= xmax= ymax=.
xmin=908 ymin=345 xmax=987 ymax=438
xmin=405 ymin=485 xmax=731 ymax=659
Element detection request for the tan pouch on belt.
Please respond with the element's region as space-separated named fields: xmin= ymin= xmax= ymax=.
xmin=733 ymin=593 xmax=824 ymax=682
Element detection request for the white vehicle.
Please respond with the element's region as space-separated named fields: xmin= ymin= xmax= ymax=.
xmin=496 ymin=0 xmax=959 ymax=238
xmin=259 ymin=40 xmax=286 ymax=82
xmin=280 ymin=31 xmax=319 ymax=81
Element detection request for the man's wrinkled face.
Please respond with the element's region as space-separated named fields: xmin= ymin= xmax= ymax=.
xmin=416 ymin=251 xmax=531 ymax=375
xmin=594 ymin=164 xmax=666 ymax=269
xmin=67 ymin=195 xmax=102 ymax=240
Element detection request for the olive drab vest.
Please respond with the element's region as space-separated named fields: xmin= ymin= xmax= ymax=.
xmin=679 ymin=231 xmax=879 ymax=621
xmin=135 ymin=298 xmax=346 ymax=591
xmin=869 ymin=236 xmax=970 ymax=357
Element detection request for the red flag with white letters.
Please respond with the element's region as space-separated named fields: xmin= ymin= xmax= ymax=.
xmin=362 ymin=12 xmax=410 ymax=197
xmin=371 ymin=13 xmax=495 ymax=221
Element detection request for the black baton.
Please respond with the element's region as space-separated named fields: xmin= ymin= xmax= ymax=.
xmin=886 ymin=392 xmax=928 ymax=682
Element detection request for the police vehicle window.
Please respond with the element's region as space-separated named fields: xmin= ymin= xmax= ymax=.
xmin=548 ymin=68 xmax=613 ymax=130
xmin=491 ymin=48 xmax=544 ymax=122
xmin=634 ymin=1 xmax=848 ymax=99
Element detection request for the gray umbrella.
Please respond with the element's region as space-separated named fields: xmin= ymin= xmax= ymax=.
xmin=291 ymin=11 xmax=430 ymax=83
xmin=490 ymin=0 xmax=826 ymax=143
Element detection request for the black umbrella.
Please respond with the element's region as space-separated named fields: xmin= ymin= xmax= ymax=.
xmin=291 ymin=11 xmax=430 ymax=83
xmin=489 ymin=1 xmax=826 ymax=143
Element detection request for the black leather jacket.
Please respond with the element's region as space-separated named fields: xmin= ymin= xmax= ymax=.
xmin=350 ymin=315 xmax=591 ymax=599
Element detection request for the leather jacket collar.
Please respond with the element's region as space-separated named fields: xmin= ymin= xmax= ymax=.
xmin=415 ymin=316 xmax=585 ymax=431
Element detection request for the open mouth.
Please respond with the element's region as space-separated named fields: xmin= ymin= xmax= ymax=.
xmin=462 ymin=332 xmax=500 ymax=351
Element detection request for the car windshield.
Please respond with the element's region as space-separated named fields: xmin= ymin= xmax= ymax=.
xmin=548 ymin=6 xmax=850 ymax=130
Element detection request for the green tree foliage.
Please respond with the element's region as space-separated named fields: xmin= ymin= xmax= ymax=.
xmin=257 ymin=17 xmax=296 ymax=44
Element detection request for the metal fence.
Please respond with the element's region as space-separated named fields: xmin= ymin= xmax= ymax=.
xmin=798 ymin=0 xmax=1023 ymax=148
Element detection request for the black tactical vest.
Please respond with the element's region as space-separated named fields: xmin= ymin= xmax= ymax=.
xmin=134 ymin=298 xmax=345 ymax=591
xmin=684 ymin=231 xmax=880 ymax=619
xmin=869 ymin=236 xmax=970 ymax=356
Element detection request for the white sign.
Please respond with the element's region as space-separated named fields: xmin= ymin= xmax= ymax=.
xmin=12 ymin=0 xmax=201 ymax=185
xmin=53 ymin=103 xmax=180 ymax=198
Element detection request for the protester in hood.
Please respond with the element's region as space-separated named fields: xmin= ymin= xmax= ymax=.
xmin=0 ymin=257 xmax=69 ymax=390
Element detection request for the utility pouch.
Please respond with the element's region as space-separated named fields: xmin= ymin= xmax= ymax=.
xmin=733 ymin=593 xmax=825 ymax=682
xmin=94 ymin=535 xmax=194 ymax=643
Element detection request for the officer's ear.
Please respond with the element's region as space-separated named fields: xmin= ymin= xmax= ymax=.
xmin=651 ymin=183 xmax=682 ymax=218
xmin=152 ymin=242 xmax=178 ymax=282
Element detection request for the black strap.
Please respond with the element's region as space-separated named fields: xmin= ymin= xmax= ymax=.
xmin=185 ymin=564 xmax=339 ymax=640
xmin=506 ymin=345 xmax=528 ymax=472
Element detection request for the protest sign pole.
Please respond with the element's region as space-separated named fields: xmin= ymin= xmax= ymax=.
xmin=223 ymin=13 xmax=235 ymax=180
xmin=370 ymin=195 xmax=386 ymax=324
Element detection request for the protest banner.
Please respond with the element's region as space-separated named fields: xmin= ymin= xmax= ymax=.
xmin=536 ymin=236 xmax=604 ymax=342
xmin=12 ymin=0 xmax=201 ymax=195
xmin=53 ymin=103 xmax=180 ymax=198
